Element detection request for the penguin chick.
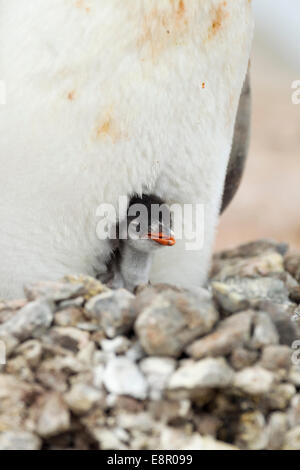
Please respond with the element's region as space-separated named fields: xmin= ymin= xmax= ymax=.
xmin=108 ymin=194 xmax=175 ymax=292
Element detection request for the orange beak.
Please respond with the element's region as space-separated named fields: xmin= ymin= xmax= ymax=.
xmin=148 ymin=232 xmax=176 ymax=246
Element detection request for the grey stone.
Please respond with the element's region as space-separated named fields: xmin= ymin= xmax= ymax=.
xmin=0 ymin=431 xmax=41 ymax=450
xmin=265 ymin=383 xmax=296 ymax=410
xmin=267 ymin=412 xmax=288 ymax=450
xmin=260 ymin=345 xmax=291 ymax=371
xmin=0 ymin=334 xmax=19 ymax=357
xmin=54 ymin=307 xmax=84 ymax=327
xmin=43 ymin=326 xmax=90 ymax=354
xmin=85 ymin=289 xmax=136 ymax=338
xmin=125 ymin=341 xmax=146 ymax=362
xmin=24 ymin=281 xmax=85 ymax=302
xmin=159 ymin=427 xmax=237 ymax=450
xmin=168 ymin=358 xmax=234 ymax=397
xmin=35 ymin=392 xmax=71 ymax=438
xmin=212 ymin=277 xmax=290 ymax=314
xmin=15 ymin=340 xmax=42 ymax=367
xmin=101 ymin=336 xmax=131 ymax=355
xmin=289 ymin=366 xmax=300 ymax=386
xmin=64 ymin=383 xmax=103 ymax=415
xmin=0 ymin=299 xmax=54 ymax=341
xmin=283 ymin=426 xmax=300 ymax=450
xmin=230 ymin=347 xmax=259 ymax=370
xmin=186 ymin=311 xmax=254 ymax=359
xmin=250 ymin=312 xmax=279 ymax=349
xmin=285 ymin=252 xmax=300 ymax=282
xmin=288 ymin=394 xmax=300 ymax=428
xmin=212 ymin=253 xmax=284 ymax=282
xmin=235 ymin=411 xmax=268 ymax=450
xmin=258 ymin=301 xmax=299 ymax=345
xmin=233 ymin=366 xmax=275 ymax=396
xmin=135 ymin=287 xmax=218 ymax=357
xmin=140 ymin=357 xmax=176 ymax=400
xmin=103 ymin=357 xmax=148 ymax=400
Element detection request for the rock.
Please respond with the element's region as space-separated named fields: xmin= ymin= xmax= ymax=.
xmin=6 ymin=354 xmax=34 ymax=381
xmin=235 ymin=411 xmax=268 ymax=450
xmin=101 ymin=336 xmax=131 ymax=355
xmin=212 ymin=282 xmax=249 ymax=313
xmin=250 ymin=312 xmax=279 ymax=349
xmin=289 ymin=366 xmax=300 ymax=386
xmin=233 ymin=367 xmax=275 ymax=396
xmin=15 ymin=340 xmax=42 ymax=368
xmin=267 ymin=412 xmax=288 ymax=450
xmin=289 ymin=286 xmax=300 ymax=303
xmin=116 ymin=412 xmax=155 ymax=433
xmin=0 ymin=299 xmax=54 ymax=341
xmin=85 ymin=289 xmax=136 ymax=338
xmin=149 ymin=399 xmax=191 ymax=425
xmin=91 ymin=428 xmax=126 ymax=450
xmin=24 ymin=281 xmax=85 ymax=302
xmin=285 ymin=252 xmax=300 ymax=282
xmin=63 ymin=275 xmax=108 ymax=299
xmin=0 ymin=431 xmax=41 ymax=450
xmin=0 ymin=299 xmax=27 ymax=324
xmin=0 ymin=334 xmax=19 ymax=357
xmin=283 ymin=426 xmax=300 ymax=450
xmin=230 ymin=347 xmax=259 ymax=370
xmin=58 ymin=297 xmax=85 ymax=310
xmin=103 ymin=357 xmax=148 ymax=400
xmin=212 ymin=277 xmax=290 ymax=314
xmin=92 ymin=365 xmax=105 ymax=389
xmin=265 ymin=383 xmax=296 ymax=410
xmin=258 ymin=301 xmax=299 ymax=345
xmin=159 ymin=427 xmax=237 ymax=450
xmin=186 ymin=311 xmax=253 ymax=359
xmin=140 ymin=357 xmax=176 ymax=400
xmin=64 ymin=383 xmax=103 ymax=415
xmin=54 ymin=308 xmax=84 ymax=327
xmin=44 ymin=327 xmax=90 ymax=353
xmin=135 ymin=287 xmax=218 ymax=357
xmin=288 ymin=394 xmax=300 ymax=427
xmin=0 ymin=375 xmax=42 ymax=431
xmin=260 ymin=345 xmax=291 ymax=371
xmin=168 ymin=358 xmax=234 ymax=398
xmin=212 ymin=253 xmax=284 ymax=282
xmin=125 ymin=341 xmax=145 ymax=362
xmin=35 ymin=393 xmax=71 ymax=438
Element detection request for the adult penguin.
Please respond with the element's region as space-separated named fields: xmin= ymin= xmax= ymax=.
xmin=0 ymin=1 xmax=254 ymax=298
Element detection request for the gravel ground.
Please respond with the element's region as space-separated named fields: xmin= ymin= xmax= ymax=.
xmin=1 ymin=239 xmax=300 ymax=450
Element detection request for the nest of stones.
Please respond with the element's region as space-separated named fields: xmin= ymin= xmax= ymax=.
xmin=0 ymin=239 xmax=300 ymax=450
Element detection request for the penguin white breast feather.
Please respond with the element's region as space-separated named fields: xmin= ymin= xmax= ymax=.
xmin=0 ymin=0 xmax=253 ymax=297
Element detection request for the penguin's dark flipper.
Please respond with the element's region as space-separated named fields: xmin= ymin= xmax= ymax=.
xmin=221 ymin=67 xmax=251 ymax=214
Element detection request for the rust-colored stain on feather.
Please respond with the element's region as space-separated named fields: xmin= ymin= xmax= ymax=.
xmin=67 ymin=90 xmax=76 ymax=101
xmin=208 ymin=1 xmax=229 ymax=40
xmin=94 ymin=110 xmax=125 ymax=143
xmin=138 ymin=0 xmax=189 ymax=61
xmin=75 ymin=0 xmax=90 ymax=13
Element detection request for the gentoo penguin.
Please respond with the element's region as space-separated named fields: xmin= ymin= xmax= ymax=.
xmin=101 ymin=194 xmax=175 ymax=292
xmin=0 ymin=1 xmax=254 ymax=298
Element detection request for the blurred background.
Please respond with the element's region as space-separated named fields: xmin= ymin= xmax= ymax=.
xmin=216 ymin=0 xmax=300 ymax=251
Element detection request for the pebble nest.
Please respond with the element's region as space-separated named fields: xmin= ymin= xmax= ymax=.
xmin=1 ymin=239 xmax=300 ymax=450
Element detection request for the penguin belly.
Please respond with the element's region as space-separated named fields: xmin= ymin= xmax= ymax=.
xmin=0 ymin=1 xmax=253 ymax=298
